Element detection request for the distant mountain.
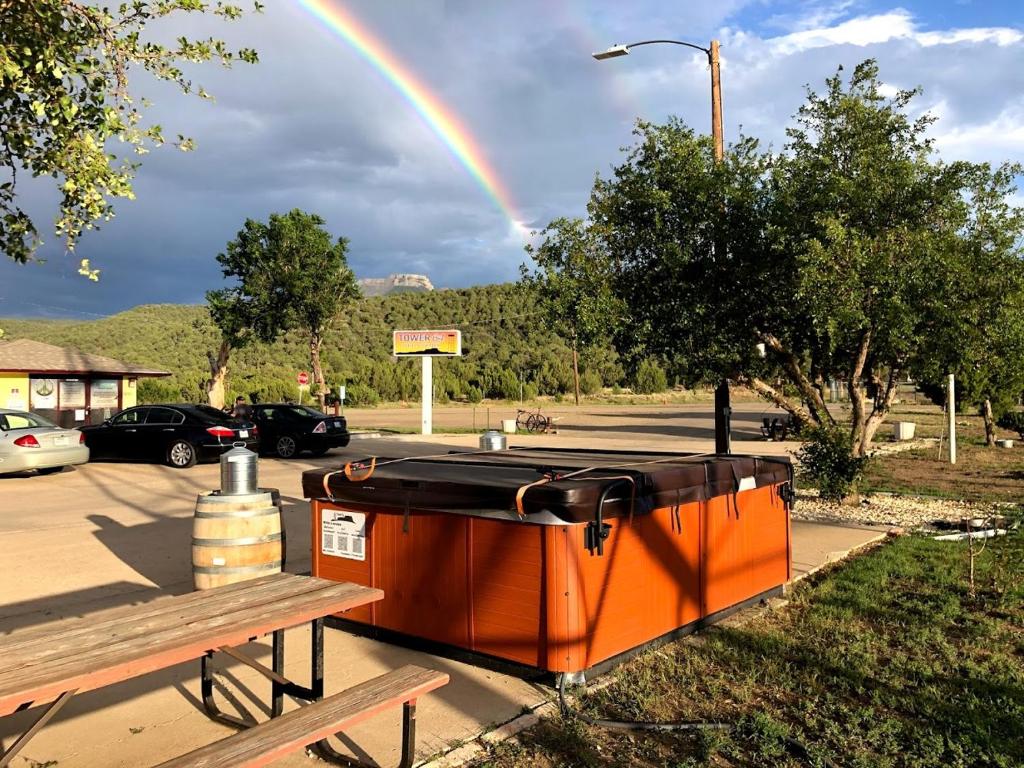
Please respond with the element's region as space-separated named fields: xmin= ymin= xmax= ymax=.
xmin=358 ymin=273 xmax=434 ymax=297
xmin=0 ymin=284 xmax=626 ymax=405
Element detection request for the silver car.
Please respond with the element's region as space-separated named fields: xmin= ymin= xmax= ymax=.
xmin=0 ymin=409 xmax=90 ymax=475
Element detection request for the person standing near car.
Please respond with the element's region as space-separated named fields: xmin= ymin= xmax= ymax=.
xmin=231 ymin=396 xmax=252 ymax=421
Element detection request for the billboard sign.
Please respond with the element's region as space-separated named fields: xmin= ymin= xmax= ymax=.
xmin=392 ymin=329 xmax=462 ymax=357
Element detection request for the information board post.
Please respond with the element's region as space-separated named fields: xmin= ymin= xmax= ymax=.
xmin=392 ymin=330 xmax=462 ymax=437
xmin=422 ymin=356 xmax=433 ymax=435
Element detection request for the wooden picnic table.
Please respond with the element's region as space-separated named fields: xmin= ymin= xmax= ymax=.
xmin=0 ymin=572 xmax=383 ymax=767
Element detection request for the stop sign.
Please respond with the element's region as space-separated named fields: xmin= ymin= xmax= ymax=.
xmin=297 ymin=371 xmax=309 ymax=386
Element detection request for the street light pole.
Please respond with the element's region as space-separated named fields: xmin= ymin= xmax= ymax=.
xmin=594 ymin=38 xmax=732 ymax=453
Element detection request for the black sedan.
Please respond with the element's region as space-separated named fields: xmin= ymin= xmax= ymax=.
xmin=250 ymin=404 xmax=350 ymax=458
xmin=81 ymin=404 xmax=258 ymax=468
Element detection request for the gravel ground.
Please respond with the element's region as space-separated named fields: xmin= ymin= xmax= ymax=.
xmin=792 ymin=488 xmax=1019 ymax=529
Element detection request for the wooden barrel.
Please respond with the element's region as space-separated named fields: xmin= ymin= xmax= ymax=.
xmin=192 ymin=489 xmax=283 ymax=590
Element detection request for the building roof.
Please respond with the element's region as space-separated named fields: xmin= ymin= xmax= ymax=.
xmin=0 ymin=339 xmax=170 ymax=377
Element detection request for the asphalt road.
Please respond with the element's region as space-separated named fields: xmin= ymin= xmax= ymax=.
xmin=345 ymin=400 xmax=793 ymax=444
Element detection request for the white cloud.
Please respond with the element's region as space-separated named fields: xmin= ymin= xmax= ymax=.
xmin=769 ymin=10 xmax=1022 ymax=56
xmin=916 ymin=27 xmax=1023 ymax=47
xmin=764 ymin=1 xmax=857 ymax=33
xmin=931 ymin=99 xmax=1024 ymax=162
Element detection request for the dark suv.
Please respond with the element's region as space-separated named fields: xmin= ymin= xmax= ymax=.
xmin=250 ymin=404 xmax=350 ymax=458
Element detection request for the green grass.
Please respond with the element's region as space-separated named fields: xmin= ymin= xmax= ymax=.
xmin=478 ymin=531 xmax=1024 ymax=768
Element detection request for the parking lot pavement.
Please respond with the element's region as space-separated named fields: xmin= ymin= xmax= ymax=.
xmin=0 ymin=433 xmax=801 ymax=767
xmin=0 ymin=439 xmax=549 ymax=767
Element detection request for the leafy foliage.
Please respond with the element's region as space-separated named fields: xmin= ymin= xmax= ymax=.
xmin=522 ymin=217 xmax=624 ymax=403
xmin=0 ymin=284 xmax=624 ymax=404
xmin=0 ymin=1 xmax=261 ymax=264
xmin=579 ymin=370 xmax=602 ymax=396
xmin=633 ymin=358 xmax=668 ymax=395
xmin=263 ymin=210 xmax=359 ymax=407
xmin=996 ymin=411 xmax=1024 ymax=439
xmin=529 ymin=60 xmax=1024 ymax=457
xmin=211 ymin=209 xmax=359 ymax=408
xmin=797 ymin=425 xmax=871 ymax=501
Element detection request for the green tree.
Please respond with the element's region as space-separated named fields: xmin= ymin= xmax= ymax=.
xmin=0 ymin=1 xmax=260 ymax=266
xmin=522 ymin=217 xmax=623 ymax=404
xmin=769 ymin=62 xmax=1023 ymax=454
xmin=915 ymin=179 xmax=1024 ymax=445
xmin=633 ymin=358 xmax=667 ymax=395
xmin=268 ymin=209 xmax=360 ymax=409
xmin=533 ymin=61 xmax=1023 ymax=461
xmin=204 ymin=217 xmax=295 ymax=408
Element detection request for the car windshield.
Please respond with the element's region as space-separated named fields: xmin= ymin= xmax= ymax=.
xmin=1 ymin=411 xmax=57 ymax=430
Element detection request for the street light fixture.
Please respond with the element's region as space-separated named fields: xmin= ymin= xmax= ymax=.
xmin=593 ymin=37 xmax=732 ymax=454
xmin=592 ymin=44 xmax=629 ymax=60
xmin=593 ymin=38 xmax=724 ymax=162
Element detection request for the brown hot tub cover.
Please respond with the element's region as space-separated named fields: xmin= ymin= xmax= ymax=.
xmin=302 ymin=448 xmax=793 ymax=524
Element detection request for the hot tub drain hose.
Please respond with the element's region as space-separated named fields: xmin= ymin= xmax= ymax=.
xmin=557 ymin=674 xmax=728 ymax=732
xmin=557 ymin=676 xmax=837 ymax=768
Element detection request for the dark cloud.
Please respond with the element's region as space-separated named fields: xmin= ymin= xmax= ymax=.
xmin=3 ymin=1 xmax=1022 ymax=317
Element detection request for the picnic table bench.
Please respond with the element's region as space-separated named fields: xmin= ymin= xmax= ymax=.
xmin=0 ymin=573 xmax=448 ymax=768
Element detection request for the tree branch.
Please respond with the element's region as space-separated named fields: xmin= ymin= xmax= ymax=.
xmin=760 ymin=332 xmax=834 ymax=425
xmin=734 ymin=374 xmax=815 ymax=428
xmin=862 ymin=366 xmax=901 ymax=448
xmin=848 ymin=328 xmax=873 ymax=455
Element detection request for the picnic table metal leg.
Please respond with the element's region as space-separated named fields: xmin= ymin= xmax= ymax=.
xmin=202 ymin=650 xmax=252 ymax=729
xmin=308 ymin=617 xmax=419 ymax=768
xmin=271 ymin=629 xmax=284 ymax=718
xmin=202 ymin=629 xmax=288 ymax=727
xmin=311 ymin=700 xmax=417 ymax=768
xmin=0 ymin=690 xmax=76 ymax=768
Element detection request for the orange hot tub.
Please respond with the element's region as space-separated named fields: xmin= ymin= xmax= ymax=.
xmin=305 ymin=449 xmax=793 ymax=675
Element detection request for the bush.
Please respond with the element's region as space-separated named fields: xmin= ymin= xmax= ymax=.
xmin=138 ymin=378 xmax=184 ymax=403
xmin=579 ymin=370 xmax=603 ymax=396
xmin=466 ymin=386 xmax=483 ymax=404
xmin=522 ymin=382 xmax=538 ymax=402
xmin=345 ymin=383 xmax=380 ymax=407
xmin=633 ymin=358 xmax=668 ymax=394
xmin=796 ymin=425 xmax=871 ymax=501
xmin=495 ymin=370 xmax=520 ymax=400
xmin=996 ymin=411 xmax=1024 ymax=438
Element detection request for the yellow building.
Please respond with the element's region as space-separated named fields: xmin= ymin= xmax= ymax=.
xmin=0 ymin=339 xmax=169 ymax=427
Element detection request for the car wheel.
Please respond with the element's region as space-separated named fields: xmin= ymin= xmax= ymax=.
xmin=275 ymin=435 xmax=298 ymax=459
xmin=36 ymin=466 xmax=64 ymax=475
xmin=167 ymin=440 xmax=197 ymax=468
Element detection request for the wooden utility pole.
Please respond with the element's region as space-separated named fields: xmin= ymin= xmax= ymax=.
xmin=710 ymin=39 xmax=731 ymax=454
xmin=593 ymin=36 xmax=730 ymax=452
xmin=710 ymin=40 xmax=724 ymax=162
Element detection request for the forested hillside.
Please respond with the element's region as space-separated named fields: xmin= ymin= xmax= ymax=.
xmin=1 ymin=284 xmax=633 ymax=405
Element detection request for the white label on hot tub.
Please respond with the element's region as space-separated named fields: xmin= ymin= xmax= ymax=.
xmin=322 ymin=510 xmax=366 ymax=561
xmin=737 ymin=476 xmax=757 ymax=492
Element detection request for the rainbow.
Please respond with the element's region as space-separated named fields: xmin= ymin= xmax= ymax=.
xmin=294 ymin=0 xmax=527 ymax=237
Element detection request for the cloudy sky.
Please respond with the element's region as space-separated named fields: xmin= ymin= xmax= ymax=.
xmin=3 ymin=0 xmax=1023 ymax=318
